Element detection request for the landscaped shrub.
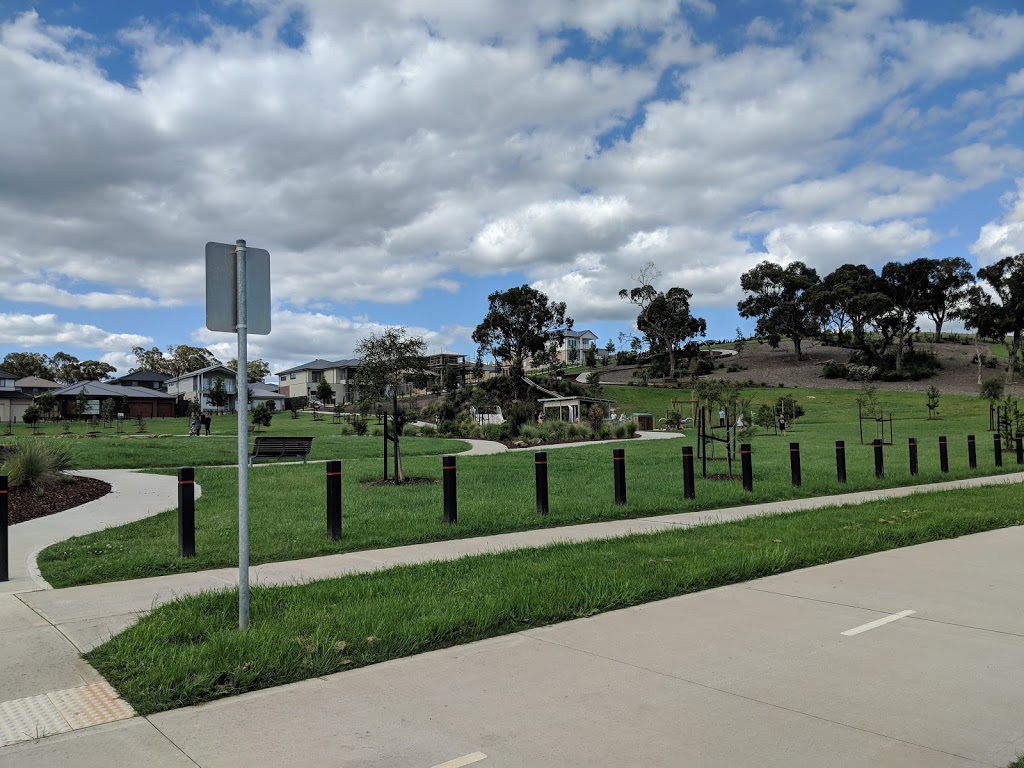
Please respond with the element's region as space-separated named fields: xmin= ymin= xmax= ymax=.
xmin=503 ymin=401 xmax=536 ymax=437
xmin=402 ymin=424 xmax=420 ymax=437
xmin=339 ymin=423 xmax=355 ymax=436
xmin=1 ymin=440 xmax=76 ymax=491
xmin=625 ymin=422 xmax=638 ymax=437
xmin=613 ymin=424 xmax=627 ymax=439
xmin=821 ymin=361 xmax=848 ymax=379
xmin=419 ymin=424 xmax=436 ymax=437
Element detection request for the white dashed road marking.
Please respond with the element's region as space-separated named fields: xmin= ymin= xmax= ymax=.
xmin=431 ymin=752 xmax=488 ymax=768
xmin=841 ymin=610 xmax=916 ymax=637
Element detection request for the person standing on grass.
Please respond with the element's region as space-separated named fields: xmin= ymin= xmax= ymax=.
xmin=191 ymin=414 xmax=201 ymax=436
xmin=778 ymin=414 xmax=786 ymax=435
xmin=203 ymin=413 xmax=211 ymax=436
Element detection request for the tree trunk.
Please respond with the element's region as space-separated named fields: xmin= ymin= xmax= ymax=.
xmin=975 ymin=336 xmax=985 ymax=385
xmin=933 ymin=320 xmax=943 ymax=343
xmin=792 ymin=336 xmax=803 ymax=361
xmin=667 ymin=346 xmax=676 ymax=382
xmin=1007 ymin=331 xmax=1021 ymax=385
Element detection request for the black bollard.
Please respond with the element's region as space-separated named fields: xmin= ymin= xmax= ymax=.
xmin=535 ymin=452 xmax=549 ymax=516
xmin=177 ymin=466 xmax=196 ymax=557
xmin=873 ymin=439 xmax=884 ymax=478
xmin=835 ymin=440 xmax=846 ymax=483
xmin=442 ymin=455 xmax=457 ymax=524
xmin=740 ymin=443 xmax=753 ymax=492
xmin=994 ymin=433 xmax=1003 ymax=468
xmin=613 ymin=448 xmax=627 ymax=505
xmin=967 ymin=435 xmax=976 ymax=470
xmin=326 ymin=460 xmax=342 ymax=540
xmin=909 ymin=437 xmax=918 ymax=476
xmin=790 ymin=442 xmax=801 ymax=487
xmin=1 ymin=475 xmax=8 ymax=582
xmin=682 ymin=446 xmax=695 ymax=500
xmin=1017 ymin=432 xmax=1023 ymax=465
xmin=939 ymin=436 xmax=949 ymax=473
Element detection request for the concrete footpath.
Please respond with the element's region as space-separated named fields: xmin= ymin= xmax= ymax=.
xmin=1 ymin=467 xmax=1022 ymax=764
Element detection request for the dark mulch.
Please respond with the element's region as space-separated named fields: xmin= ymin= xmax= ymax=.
xmin=6 ymin=477 xmax=112 ymax=525
xmin=362 ymin=477 xmax=437 ymax=487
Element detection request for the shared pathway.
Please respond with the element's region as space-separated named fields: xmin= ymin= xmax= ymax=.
xmin=1 ymin=448 xmax=1022 ymax=764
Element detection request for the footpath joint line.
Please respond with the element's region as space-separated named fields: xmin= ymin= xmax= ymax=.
xmin=841 ymin=609 xmax=916 ymax=636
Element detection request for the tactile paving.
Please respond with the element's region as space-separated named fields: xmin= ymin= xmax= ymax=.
xmin=0 ymin=682 xmax=135 ymax=748
xmin=0 ymin=693 xmax=71 ymax=747
xmin=48 ymin=682 xmax=135 ymax=730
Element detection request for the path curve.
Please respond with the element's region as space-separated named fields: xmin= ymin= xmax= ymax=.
xmin=1 ymin=470 xmax=198 ymax=595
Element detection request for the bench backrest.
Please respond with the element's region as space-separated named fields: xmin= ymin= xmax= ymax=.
xmin=251 ymin=437 xmax=314 ymax=452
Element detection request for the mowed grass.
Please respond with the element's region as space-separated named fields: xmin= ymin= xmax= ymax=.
xmin=0 ymin=416 xmax=468 ymax=469
xmin=38 ymin=400 xmax=1024 ymax=587
xmin=85 ymin=482 xmax=1024 ymax=715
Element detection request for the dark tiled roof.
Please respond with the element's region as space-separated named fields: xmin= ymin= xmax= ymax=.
xmin=52 ymin=381 xmax=176 ymax=399
xmin=110 ymin=370 xmax=172 ymax=384
xmin=0 ymin=368 xmax=20 ymax=379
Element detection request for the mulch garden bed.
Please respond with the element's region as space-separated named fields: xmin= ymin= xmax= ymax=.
xmin=6 ymin=477 xmax=112 ymax=525
xmin=362 ymin=477 xmax=437 ymax=487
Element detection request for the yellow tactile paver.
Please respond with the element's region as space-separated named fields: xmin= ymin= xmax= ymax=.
xmin=48 ymin=682 xmax=135 ymax=730
xmin=0 ymin=682 xmax=134 ymax=748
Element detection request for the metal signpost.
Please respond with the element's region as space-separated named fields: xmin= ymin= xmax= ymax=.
xmin=206 ymin=240 xmax=271 ymax=629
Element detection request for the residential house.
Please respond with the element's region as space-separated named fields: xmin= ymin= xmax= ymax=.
xmin=530 ymin=329 xmax=601 ymax=367
xmin=107 ymin=370 xmax=172 ymax=391
xmin=275 ymin=359 xmax=362 ymax=404
xmin=52 ymin=381 xmax=177 ymax=419
xmin=0 ymin=368 xmax=32 ymax=423
xmin=165 ymin=365 xmax=239 ymax=412
xmin=15 ymin=376 xmax=62 ymax=398
xmin=250 ymin=382 xmax=285 ymax=412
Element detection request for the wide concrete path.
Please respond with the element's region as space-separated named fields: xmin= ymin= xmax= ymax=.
xmin=3 ymin=525 xmax=1022 ymax=767
xmin=2 ymin=465 xmax=1022 ymax=763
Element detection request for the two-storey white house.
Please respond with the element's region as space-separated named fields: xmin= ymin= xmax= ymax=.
xmin=165 ymin=365 xmax=239 ymax=412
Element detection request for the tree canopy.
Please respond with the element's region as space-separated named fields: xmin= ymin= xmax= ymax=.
xmin=472 ymin=284 xmax=572 ymax=379
xmin=619 ymin=262 xmax=706 ymax=379
xmin=961 ymin=253 xmax=1024 ymax=383
xmin=227 ymin=358 xmax=271 ymax=383
xmin=737 ymin=260 xmax=820 ymax=360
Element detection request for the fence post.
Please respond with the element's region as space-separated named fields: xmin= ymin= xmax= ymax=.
xmin=790 ymin=442 xmax=801 ymax=487
xmin=1017 ymin=432 xmax=1024 ymax=466
xmin=835 ymin=440 xmax=846 ymax=483
xmin=0 ymin=475 xmax=8 ymax=582
xmin=535 ymin=452 xmax=549 ymax=516
xmin=967 ymin=435 xmax=976 ymax=470
xmin=740 ymin=443 xmax=753 ymax=492
xmin=613 ymin=448 xmax=627 ymax=505
xmin=939 ymin=436 xmax=949 ymax=473
xmin=177 ymin=466 xmax=195 ymax=557
xmin=682 ymin=446 xmax=695 ymax=500
xmin=442 ymin=455 xmax=457 ymax=524
xmin=994 ymin=433 xmax=1003 ymax=468
xmin=872 ymin=439 xmax=884 ymax=478
xmin=908 ymin=437 xmax=918 ymax=476
xmin=326 ymin=460 xmax=342 ymax=540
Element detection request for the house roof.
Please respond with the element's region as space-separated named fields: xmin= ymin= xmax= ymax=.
xmin=0 ymin=368 xmax=20 ymax=379
xmin=275 ymin=358 xmax=361 ymax=376
xmin=0 ymin=389 xmax=32 ymax=401
xmin=15 ymin=376 xmax=61 ymax=389
xmin=109 ymin=370 xmax=172 ymax=384
xmin=164 ymin=365 xmax=237 ymax=384
xmin=251 ymin=382 xmax=282 ymax=395
xmin=53 ymin=381 xmax=176 ymax=399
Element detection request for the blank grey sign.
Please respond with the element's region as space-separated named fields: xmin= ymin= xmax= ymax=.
xmin=205 ymin=242 xmax=272 ymax=335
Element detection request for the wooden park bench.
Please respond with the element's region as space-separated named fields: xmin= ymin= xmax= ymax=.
xmin=248 ymin=436 xmax=314 ymax=466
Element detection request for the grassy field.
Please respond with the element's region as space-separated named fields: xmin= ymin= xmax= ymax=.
xmin=38 ymin=387 xmax=1023 ymax=587
xmin=84 ymin=482 xmax=1024 ymax=715
xmin=0 ymin=415 xmax=469 ymax=469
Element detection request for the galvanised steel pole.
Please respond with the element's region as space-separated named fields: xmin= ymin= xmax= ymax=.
xmin=236 ymin=239 xmax=250 ymax=629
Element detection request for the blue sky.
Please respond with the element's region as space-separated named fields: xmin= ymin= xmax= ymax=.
xmin=1 ymin=0 xmax=1023 ymax=378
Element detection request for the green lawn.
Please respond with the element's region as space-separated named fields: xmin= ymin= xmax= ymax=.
xmin=38 ymin=390 xmax=1023 ymax=587
xmin=84 ymin=482 xmax=1024 ymax=715
xmin=1 ymin=415 xmax=468 ymax=469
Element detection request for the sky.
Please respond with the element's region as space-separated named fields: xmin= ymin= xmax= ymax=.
xmin=1 ymin=0 xmax=1024 ymax=380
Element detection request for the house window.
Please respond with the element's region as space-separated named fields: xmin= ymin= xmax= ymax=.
xmin=290 ymin=373 xmax=296 ymax=380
